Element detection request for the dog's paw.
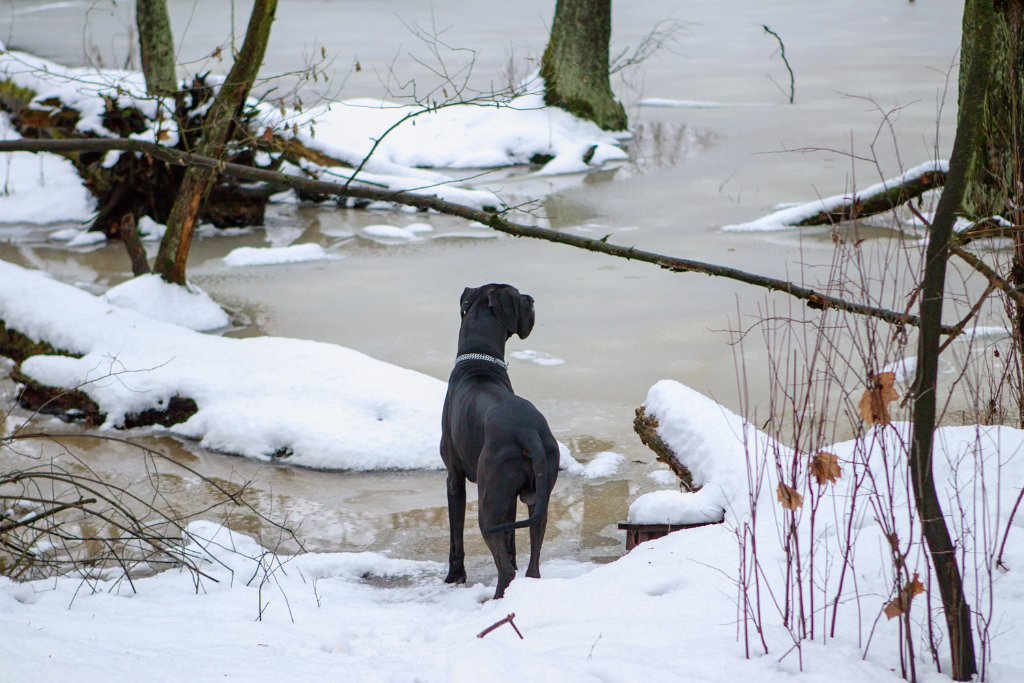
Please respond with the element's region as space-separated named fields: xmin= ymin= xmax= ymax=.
xmin=444 ymin=568 xmax=467 ymax=585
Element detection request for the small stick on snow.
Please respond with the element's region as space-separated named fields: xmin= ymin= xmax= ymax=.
xmin=477 ymin=613 xmax=524 ymax=639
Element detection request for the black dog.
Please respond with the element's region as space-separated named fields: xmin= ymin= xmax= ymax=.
xmin=440 ymin=284 xmax=560 ymax=599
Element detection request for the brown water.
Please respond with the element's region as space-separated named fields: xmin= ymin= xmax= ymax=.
xmin=1 ymin=0 xmax=982 ymax=576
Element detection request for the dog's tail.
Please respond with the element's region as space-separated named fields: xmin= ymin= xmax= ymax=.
xmin=485 ymin=432 xmax=552 ymax=534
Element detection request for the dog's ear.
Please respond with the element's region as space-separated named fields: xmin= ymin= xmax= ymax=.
xmin=460 ymin=287 xmax=475 ymax=318
xmin=488 ymin=287 xmax=535 ymax=339
xmin=517 ymin=294 xmax=535 ymax=339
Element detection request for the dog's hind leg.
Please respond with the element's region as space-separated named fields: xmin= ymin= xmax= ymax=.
xmin=482 ymin=527 xmax=516 ymax=599
xmin=444 ymin=472 xmax=468 ymax=584
xmin=504 ymin=496 xmax=518 ymax=571
xmin=479 ymin=493 xmax=517 ymax=599
xmin=525 ymin=502 xmax=547 ymax=579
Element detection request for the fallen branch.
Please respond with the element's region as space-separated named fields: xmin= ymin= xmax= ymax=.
xmin=0 ymin=137 xmax=955 ymax=334
xmin=724 ymin=161 xmax=947 ymax=231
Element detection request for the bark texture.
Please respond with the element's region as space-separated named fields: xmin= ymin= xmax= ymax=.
xmin=909 ymin=1 xmax=992 ymax=679
xmin=154 ymin=0 xmax=278 ymax=285
xmin=959 ymin=0 xmax=1024 ymax=220
xmin=633 ymin=407 xmax=697 ymax=491
xmin=541 ymin=0 xmax=627 ymax=131
xmin=136 ymin=0 xmax=178 ymax=96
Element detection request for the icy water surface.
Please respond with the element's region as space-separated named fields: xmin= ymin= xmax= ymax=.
xmin=0 ymin=0 xmax=975 ymax=578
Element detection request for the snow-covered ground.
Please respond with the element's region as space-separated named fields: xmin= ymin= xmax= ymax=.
xmin=3 ymin=368 xmax=1022 ymax=681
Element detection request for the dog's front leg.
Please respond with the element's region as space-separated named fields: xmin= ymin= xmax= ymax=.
xmin=444 ymin=471 xmax=468 ymax=584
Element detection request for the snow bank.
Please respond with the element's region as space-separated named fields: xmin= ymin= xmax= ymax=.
xmin=0 ymin=113 xmax=96 ymax=224
xmin=102 ymin=275 xmax=230 ymax=331
xmin=4 ymin=374 xmax=1024 ymax=680
xmin=722 ymin=159 xmax=948 ymax=232
xmin=255 ymin=77 xmax=628 ymax=175
xmin=0 ymin=259 xmax=445 ymax=470
xmin=1 ymin=51 xmax=627 ymax=230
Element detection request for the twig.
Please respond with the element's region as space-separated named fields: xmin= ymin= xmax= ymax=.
xmin=762 ymin=25 xmax=795 ymax=104
xmin=477 ymin=613 xmax=524 ymax=639
xmin=996 ymin=485 xmax=1024 ymax=571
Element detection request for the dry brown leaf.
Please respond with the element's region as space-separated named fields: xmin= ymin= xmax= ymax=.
xmin=809 ymin=451 xmax=842 ymax=486
xmin=883 ymin=598 xmax=904 ymax=620
xmin=777 ymin=482 xmax=804 ymax=511
xmin=884 ymin=573 xmax=926 ymax=620
xmin=859 ymin=371 xmax=900 ymax=426
xmin=907 ymin=573 xmax=925 ymax=599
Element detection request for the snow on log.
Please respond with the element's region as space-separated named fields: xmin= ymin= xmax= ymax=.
xmin=629 ymin=381 xmax=775 ymax=526
xmin=722 ymin=159 xmax=948 ymax=232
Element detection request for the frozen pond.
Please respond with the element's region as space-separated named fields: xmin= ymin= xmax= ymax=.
xmin=0 ymin=0 xmax=972 ymax=577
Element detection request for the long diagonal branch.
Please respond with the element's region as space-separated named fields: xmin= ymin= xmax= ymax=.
xmin=0 ymin=137 xmax=953 ymax=333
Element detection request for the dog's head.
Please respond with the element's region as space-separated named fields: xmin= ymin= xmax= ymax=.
xmin=460 ymin=284 xmax=535 ymax=340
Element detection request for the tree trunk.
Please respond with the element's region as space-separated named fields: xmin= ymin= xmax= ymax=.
xmin=960 ymin=1 xmax=1024 ymax=220
xmin=909 ymin=1 xmax=992 ymax=679
xmin=960 ymin=1 xmax=1024 ymax=425
xmin=136 ymin=0 xmax=178 ymax=96
xmin=153 ymin=0 xmax=278 ymax=285
xmin=541 ymin=0 xmax=627 ymax=131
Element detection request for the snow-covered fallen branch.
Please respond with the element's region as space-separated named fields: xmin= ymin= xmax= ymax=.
xmin=723 ymin=159 xmax=948 ymax=232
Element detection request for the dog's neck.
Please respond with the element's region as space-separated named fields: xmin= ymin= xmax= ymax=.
xmin=454 ymin=352 xmax=508 ymax=370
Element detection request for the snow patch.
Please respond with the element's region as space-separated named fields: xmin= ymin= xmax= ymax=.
xmin=580 ymin=451 xmax=625 ymax=479
xmin=103 ymin=275 xmax=230 ymax=332
xmin=223 ymin=243 xmax=338 ymax=267
xmin=509 ymin=349 xmax=565 ymax=366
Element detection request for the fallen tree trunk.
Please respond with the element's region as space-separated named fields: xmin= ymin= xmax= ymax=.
xmin=633 ymin=407 xmax=696 ymax=492
xmin=0 ymin=137 xmax=957 ymax=335
xmin=1 ymin=320 xmax=198 ymax=428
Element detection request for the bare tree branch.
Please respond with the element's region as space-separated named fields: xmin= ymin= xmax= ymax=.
xmin=0 ymin=137 xmax=955 ymax=334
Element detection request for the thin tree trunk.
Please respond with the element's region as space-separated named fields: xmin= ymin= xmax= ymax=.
xmin=153 ymin=0 xmax=277 ymax=285
xmin=909 ymin=1 xmax=992 ymax=679
xmin=136 ymin=0 xmax=177 ymax=96
xmin=541 ymin=0 xmax=627 ymax=131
